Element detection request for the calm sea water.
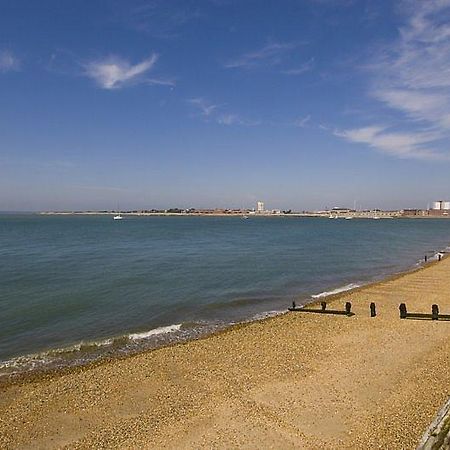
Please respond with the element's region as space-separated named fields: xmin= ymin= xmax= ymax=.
xmin=1 ymin=214 xmax=450 ymax=376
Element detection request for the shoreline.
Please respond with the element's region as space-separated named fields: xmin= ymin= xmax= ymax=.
xmin=0 ymin=251 xmax=447 ymax=387
xmin=1 ymin=255 xmax=450 ymax=447
xmin=0 ymin=253 xmax=445 ymax=383
xmin=36 ymin=211 xmax=450 ymax=219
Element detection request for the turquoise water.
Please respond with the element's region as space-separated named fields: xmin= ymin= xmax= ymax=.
xmin=1 ymin=214 xmax=450 ymax=376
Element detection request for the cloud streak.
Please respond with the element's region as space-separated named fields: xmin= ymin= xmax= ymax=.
xmin=337 ymin=0 xmax=450 ymax=161
xmin=281 ymin=58 xmax=315 ymax=75
xmin=294 ymin=115 xmax=312 ymax=127
xmin=188 ymin=97 xmax=260 ymax=126
xmin=118 ymin=1 xmax=203 ymax=38
xmin=83 ymin=54 xmax=173 ymax=89
xmin=224 ymin=41 xmax=297 ymax=69
xmin=216 ymin=114 xmax=261 ymax=126
xmin=335 ymin=126 xmax=447 ymax=160
xmin=0 ymin=50 xmax=20 ymax=72
xmin=187 ymin=98 xmax=219 ymax=117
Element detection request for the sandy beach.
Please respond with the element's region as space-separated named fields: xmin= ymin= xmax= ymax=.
xmin=1 ymin=258 xmax=450 ymax=449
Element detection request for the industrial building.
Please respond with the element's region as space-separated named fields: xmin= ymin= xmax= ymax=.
xmin=429 ymin=200 xmax=450 ymax=216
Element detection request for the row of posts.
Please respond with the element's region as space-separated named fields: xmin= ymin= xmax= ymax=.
xmin=291 ymin=301 xmax=445 ymax=319
xmin=399 ymin=303 xmax=441 ymax=320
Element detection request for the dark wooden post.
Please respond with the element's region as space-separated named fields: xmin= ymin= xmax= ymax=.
xmin=370 ymin=302 xmax=376 ymax=317
xmin=292 ymin=300 xmax=296 ymax=309
xmin=432 ymin=304 xmax=439 ymax=320
xmin=439 ymin=254 xmax=442 ymax=261
xmin=399 ymin=303 xmax=407 ymax=319
xmin=345 ymin=302 xmax=352 ymax=315
xmin=425 ymin=255 xmax=428 ymax=262
xmin=321 ymin=301 xmax=327 ymax=311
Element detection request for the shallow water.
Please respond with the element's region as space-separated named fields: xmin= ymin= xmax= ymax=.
xmin=0 ymin=214 xmax=449 ymax=375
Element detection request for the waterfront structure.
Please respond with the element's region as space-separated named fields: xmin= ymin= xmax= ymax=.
xmin=431 ymin=201 xmax=450 ymax=211
xmin=428 ymin=201 xmax=450 ymax=217
xmin=309 ymin=208 xmax=401 ymax=219
xmin=402 ymin=209 xmax=428 ymax=217
xmin=256 ymin=201 xmax=265 ymax=213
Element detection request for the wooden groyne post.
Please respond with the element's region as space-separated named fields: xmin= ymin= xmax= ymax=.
xmin=399 ymin=303 xmax=407 ymax=319
xmin=345 ymin=302 xmax=352 ymax=315
xmin=432 ymin=304 xmax=439 ymax=321
xmin=289 ymin=301 xmax=354 ymax=316
xmin=370 ymin=302 xmax=376 ymax=317
xmin=399 ymin=303 xmax=450 ymax=320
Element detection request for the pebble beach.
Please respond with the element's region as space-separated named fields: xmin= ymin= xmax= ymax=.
xmin=1 ymin=257 xmax=450 ymax=449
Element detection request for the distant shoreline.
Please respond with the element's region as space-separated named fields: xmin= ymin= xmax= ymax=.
xmin=37 ymin=211 xmax=450 ymax=219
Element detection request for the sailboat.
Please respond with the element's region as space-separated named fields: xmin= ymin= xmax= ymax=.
xmin=113 ymin=204 xmax=123 ymax=220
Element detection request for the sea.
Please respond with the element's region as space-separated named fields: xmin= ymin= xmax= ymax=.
xmin=1 ymin=214 xmax=450 ymax=378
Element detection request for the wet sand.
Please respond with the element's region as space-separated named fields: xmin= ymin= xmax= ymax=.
xmin=1 ymin=258 xmax=450 ymax=449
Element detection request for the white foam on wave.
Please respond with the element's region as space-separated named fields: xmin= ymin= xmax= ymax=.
xmin=128 ymin=324 xmax=182 ymax=341
xmin=0 ymin=337 xmax=116 ymax=375
xmin=432 ymin=251 xmax=446 ymax=260
xmin=311 ymin=283 xmax=360 ymax=299
xmin=251 ymin=310 xmax=286 ymax=321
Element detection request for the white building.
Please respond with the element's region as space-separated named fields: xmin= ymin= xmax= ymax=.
xmin=431 ymin=200 xmax=450 ymax=210
xmin=256 ymin=201 xmax=265 ymax=213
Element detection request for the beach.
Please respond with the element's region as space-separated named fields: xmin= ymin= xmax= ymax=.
xmin=0 ymin=257 xmax=450 ymax=449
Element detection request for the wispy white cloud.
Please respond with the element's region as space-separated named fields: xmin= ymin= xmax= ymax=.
xmin=83 ymin=54 xmax=173 ymax=89
xmin=187 ymin=97 xmax=260 ymax=126
xmin=216 ymin=114 xmax=261 ymax=126
xmin=187 ymin=98 xmax=219 ymax=116
xmin=336 ymin=0 xmax=450 ymax=161
xmin=0 ymin=50 xmax=20 ymax=72
xmin=118 ymin=1 xmax=203 ymax=38
xmin=224 ymin=41 xmax=297 ymax=69
xmin=293 ymin=115 xmax=312 ymax=128
xmin=282 ymin=58 xmax=315 ymax=75
xmin=335 ymin=125 xmax=447 ymax=160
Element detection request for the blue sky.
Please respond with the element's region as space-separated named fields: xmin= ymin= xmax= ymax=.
xmin=1 ymin=0 xmax=450 ymax=211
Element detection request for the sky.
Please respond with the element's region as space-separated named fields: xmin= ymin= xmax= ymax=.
xmin=1 ymin=0 xmax=450 ymax=211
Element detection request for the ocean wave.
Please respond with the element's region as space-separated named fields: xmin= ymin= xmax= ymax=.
xmin=0 ymin=336 xmax=114 ymax=366
xmin=432 ymin=250 xmax=447 ymax=260
xmin=0 ymin=325 xmax=184 ymax=377
xmin=128 ymin=324 xmax=182 ymax=340
xmin=311 ymin=283 xmax=360 ymax=299
xmin=251 ymin=310 xmax=286 ymax=321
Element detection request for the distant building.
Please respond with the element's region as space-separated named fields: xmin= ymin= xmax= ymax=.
xmin=431 ymin=200 xmax=450 ymax=210
xmin=429 ymin=200 xmax=450 ymax=216
xmin=401 ymin=209 xmax=427 ymax=217
xmin=256 ymin=201 xmax=265 ymax=213
xmin=329 ymin=207 xmax=352 ymax=215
